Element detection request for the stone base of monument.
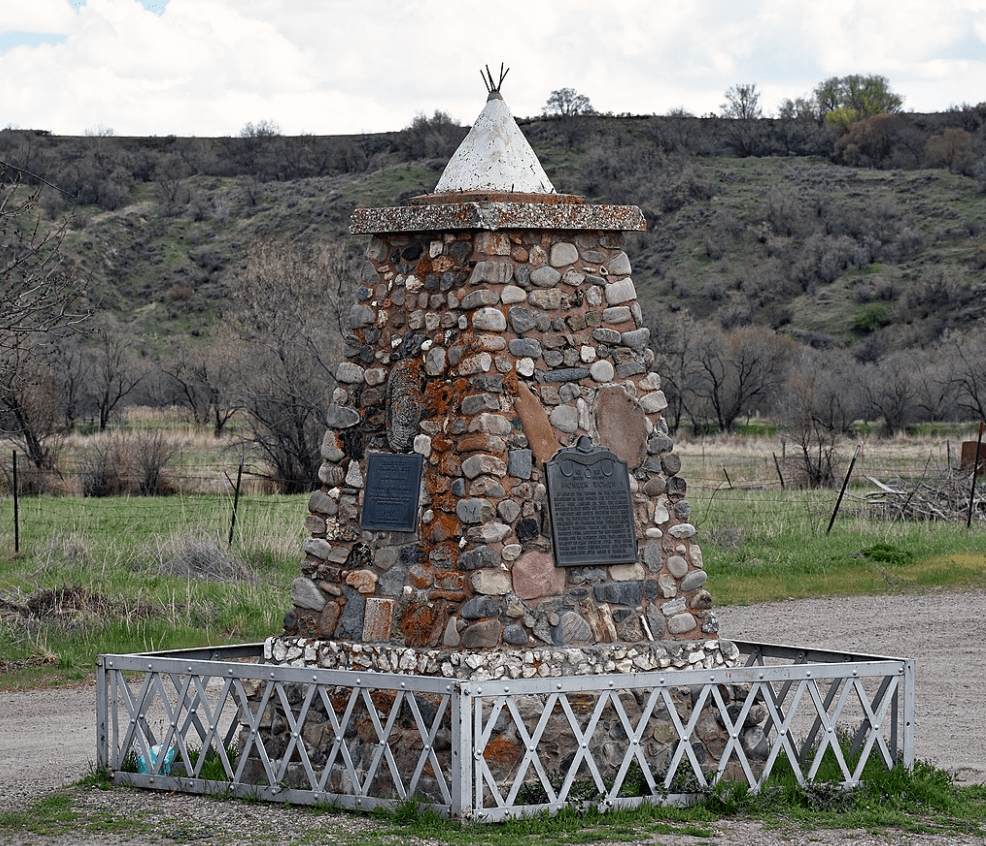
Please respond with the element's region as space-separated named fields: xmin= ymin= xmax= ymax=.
xmin=265 ymin=634 xmax=740 ymax=677
xmin=241 ymin=635 xmax=770 ymax=809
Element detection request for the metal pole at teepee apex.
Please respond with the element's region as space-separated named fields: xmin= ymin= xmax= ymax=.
xmin=967 ymin=421 xmax=984 ymax=529
xmin=827 ymin=444 xmax=860 ymax=534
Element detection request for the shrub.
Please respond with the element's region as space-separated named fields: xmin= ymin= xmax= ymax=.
xmin=80 ymin=431 xmax=179 ymax=496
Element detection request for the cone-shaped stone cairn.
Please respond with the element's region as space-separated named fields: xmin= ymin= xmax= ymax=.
xmin=279 ymin=90 xmax=737 ymax=678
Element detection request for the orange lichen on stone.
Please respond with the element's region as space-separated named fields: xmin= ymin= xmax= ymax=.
xmin=424 ymin=376 xmax=469 ymax=417
xmin=431 ymin=492 xmax=458 ymax=513
xmin=428 ymin=511 xmax=460 ymax=543
xmin=482 ymin=735 xmax=523 ymax=771
xmin=399 ymin=601 xmax=448 ymax=648
xmin=431 ymin=434 xmax=454 ymax=453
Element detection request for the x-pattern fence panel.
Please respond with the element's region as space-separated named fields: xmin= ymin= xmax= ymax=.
xmin=96 ymin=641 xmax=914 ymax=820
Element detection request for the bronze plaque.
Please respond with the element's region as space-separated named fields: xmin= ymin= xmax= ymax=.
xmin=546 ymin=437 xmax=637 ymax=567
xmin=361 ymin=453 xmax=424 ymax=532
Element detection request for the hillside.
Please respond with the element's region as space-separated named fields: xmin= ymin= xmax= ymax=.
xmin=1 ymin=108 xmax=985 ymax=476
xmin=3 ymin=110 xmax=983 ymax=361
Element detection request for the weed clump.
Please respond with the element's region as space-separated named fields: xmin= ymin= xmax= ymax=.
xmin=149 ymin=534 xmax=255 ymax=582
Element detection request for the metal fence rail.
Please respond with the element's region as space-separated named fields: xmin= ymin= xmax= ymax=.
xmin=96 ymin=641 xmax=915 ymax=820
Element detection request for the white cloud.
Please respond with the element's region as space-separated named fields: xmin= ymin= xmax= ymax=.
xmin=0 ymin=0 xmax=983 ymax=135
xmin=0 ymin=0 xmax=77 ymax=34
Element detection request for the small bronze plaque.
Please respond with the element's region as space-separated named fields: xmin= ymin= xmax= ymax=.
xmin=546 ymin=437 xmax=637 ymax=567
xmin=361 ymin=453 xmax=424 ymax=533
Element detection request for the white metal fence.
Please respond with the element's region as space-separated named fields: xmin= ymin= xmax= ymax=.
xmin=96 ymin=640 xmax=914 ymax=821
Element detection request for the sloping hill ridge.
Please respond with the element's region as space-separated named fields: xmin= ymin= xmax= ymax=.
xmin=2 ymin=112 xmax=984 ymax=359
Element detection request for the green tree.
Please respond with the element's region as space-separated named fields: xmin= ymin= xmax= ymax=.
xmin=814 ymin=74 xmax=903 ymax=131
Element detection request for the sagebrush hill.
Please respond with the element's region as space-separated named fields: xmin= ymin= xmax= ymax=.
xmin=3 ymin=107 xmax=983 ymax=355
xmin=2 ymin=107 xmax=985 ymax=471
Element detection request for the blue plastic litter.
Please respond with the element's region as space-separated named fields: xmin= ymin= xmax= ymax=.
xmin=136 ymin=744 xmax=176 ymax=775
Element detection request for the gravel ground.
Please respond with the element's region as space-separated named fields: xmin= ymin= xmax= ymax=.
xmin=1 ymin=589 xmax=984 ymax=845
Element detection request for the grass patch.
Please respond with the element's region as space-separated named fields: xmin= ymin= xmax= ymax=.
xmin=3 ymin=756 xmax=983 ymax=844
xmin=367 ymin=794 xmax=718 ymax=846
xmin=0 ymin=493 xmax=305 ymax=689
xmin=696 ymin=487 xmax=986 ymax=605
xmin=708 ymin=757 xmax=986 ymax=837
xmin=356 ymin=754 xmax=985 ymax=844
xmin=0 ymin=794 xmax=77 ymax=835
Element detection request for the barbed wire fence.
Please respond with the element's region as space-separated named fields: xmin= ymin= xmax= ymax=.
xmin=2 ymin=434 xmax=983 ymax=557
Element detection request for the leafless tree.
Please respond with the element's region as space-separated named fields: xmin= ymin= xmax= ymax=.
xmin=0 ymin=168 xmax=88 ymax=357
xmin=161 ymin=334 xmax=241 ymax=437
xmin=721 ymin=84 xmax=763 ymax=120
xmin=81 ymin=315 xmax=148 ymax=431
xmin=911 ymin=344 xmax=959 ymax=423
xmin=229 ymin=238 xmax=353 ymax=493
xmin=649 ymin=310 xmax=704 ymax=433
xmin=860 ymin=352 xmax=917 ymax=436
xmin=778 ymin=347 xmax=864 ymax=487
xmin=944 ymin=329 xmax=986 ymax=423
xmin=543 ymin=88 xmax=595 ymax=117
xmin=690 ymin=325 xmax=795 ymax=432
xmin=0 ymin=166 xmax=89 ymax=468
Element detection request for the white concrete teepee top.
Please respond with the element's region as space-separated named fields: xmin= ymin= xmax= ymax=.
xmin=434 ymin=91 xmax=555 ymax=195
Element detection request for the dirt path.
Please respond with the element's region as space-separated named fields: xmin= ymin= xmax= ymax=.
xmin=1 ymin=590 xmax=984 ymax=843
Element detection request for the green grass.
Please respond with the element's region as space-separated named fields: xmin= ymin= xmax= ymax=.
xmin=696 ymin=487 xmax=986 ymax=604
xmin=2 ymin=733 xmax=984 ymax=844
xmin=0 ymin=493 xmax=305 ymax=688
xmin=1 ymin=480 xmax=983 ymax=686
xmin=352 ymin=752 xmax=986 ymax=844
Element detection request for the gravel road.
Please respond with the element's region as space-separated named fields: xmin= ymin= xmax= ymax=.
xmin=1 ymin=589 xmax=984 ymax=845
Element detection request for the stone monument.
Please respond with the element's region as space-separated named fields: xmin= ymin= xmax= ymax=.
xmin=252 ymin=75 xmax=766 ymax=800
xmin=275 ymin=73 xmax=733 ymax=678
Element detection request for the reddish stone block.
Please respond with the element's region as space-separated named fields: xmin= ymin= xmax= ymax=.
xmin=512 ymin=551 xmax=565 ymax=600
xmin=318 ymin=601 xmax=341 ymax=637
xmin=595 ymin=386 xmax=648 ymax=469
xmin=514 ymin=381 xmax=559 ymax=465
xmin=362 ymin=598 xmax=393 ymax=642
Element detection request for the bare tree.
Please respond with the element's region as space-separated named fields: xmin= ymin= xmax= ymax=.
xmin=690 ymin=325 xmax=794 ymax=432
xmin=860 ymin=352 xmax=917 ymax=436
xmin=542 ymin=88 xmax=595 ymax=117
xmin=229 ymin=238 xmax=353 ymax=493
xmin=161 ymin=335 xmax=241 ymax=437
xmin=649 ymin=310 xmax=702 ymax=433
xmin=0 ymin=168 xmax=88 ymax=358
xmin=0 ymin=344 xmax=67 ymax=471
xmin=912 ymin=344 xmax=958 ymax=423
xmin=721 ymin=84 xmax=763 ymax=120
xmin=779 ymin=348 xmax=864 ymax=487
xmin=239 ymin=120 xmax=281 ymax=138
xmin=81 ymin=315 xmax=147 ymax=431
xmin=0 ymin=166 xmax=88 ymax=469
xmin=945 ymin=330 xmax=986 ymax=422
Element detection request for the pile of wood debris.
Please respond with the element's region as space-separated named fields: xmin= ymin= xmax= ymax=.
xmin=858 ymin=467 xmax=985 ymax=522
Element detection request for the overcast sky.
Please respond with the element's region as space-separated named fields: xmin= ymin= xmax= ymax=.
xmin=2 ymin=0 xmax=985 ymax=138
